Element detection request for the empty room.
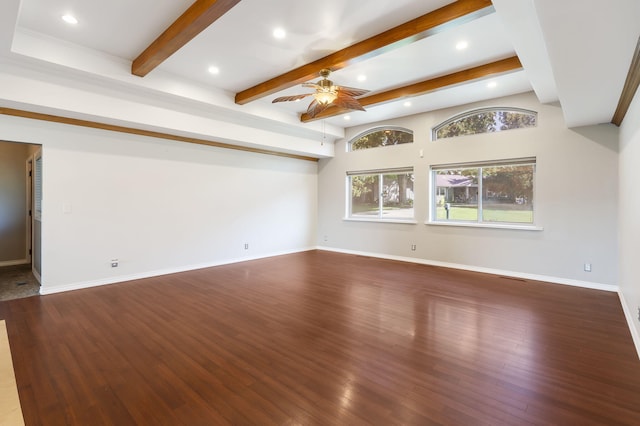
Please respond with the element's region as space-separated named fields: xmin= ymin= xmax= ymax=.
xmin=1 ymin=0 xmax=640 ymax=424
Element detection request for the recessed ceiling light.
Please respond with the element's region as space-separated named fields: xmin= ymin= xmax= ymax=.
xmin=344 ymin=115 xmax=351 ymax=120
xmin=487 ymin=81 xmax=497 ymax=88
xmin=208 ymin=66 xmax=220 ymax=75
xmin=357 ymin=75 xmax=367 ymax=82
xmin=273 ymin=27 xmax=286 ymax=39
xmin=61 ymin=14 xmax=78 ymax=25
xmin=404 ymin=101 xmax=412 ymax=107
xmin=456 ymin=41 xmax=468 ymax=50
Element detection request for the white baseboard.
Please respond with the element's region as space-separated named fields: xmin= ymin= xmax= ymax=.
xmin=0 ymin=259 xmax=29 ymax=268
xmin=618 ymin=291 xmax=640 ymax=360
xmin=39 ymin=247 xmax=316 ymax=295
xmin=40 ymin=246 xmax=619 ymax=294
xmin=316 ymin=246 xmax=619 ymax=292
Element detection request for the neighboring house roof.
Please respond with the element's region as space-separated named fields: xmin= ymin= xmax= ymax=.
xmin=436 ymin=174 xmax=476 ymax=187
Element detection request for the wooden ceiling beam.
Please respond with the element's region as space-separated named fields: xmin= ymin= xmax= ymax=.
xmin=132 ymin=0 xmax=241 ymax=77
xmin=300 ymin=56 xmax=523 ymax=122
xmin=612 ymin=36 xmax=640 ymax=126
xmin=234 ymin=0 xmax=494 ymax=105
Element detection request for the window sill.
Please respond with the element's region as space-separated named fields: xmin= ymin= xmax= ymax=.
xmin=425 ymin=220 xmax=543 ymax=231
xmin=344 ymin=217 xmax=418 ymax=224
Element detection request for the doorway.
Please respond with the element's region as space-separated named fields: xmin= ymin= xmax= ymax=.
xmin=0 ymin=141 xmax=41 ymax=300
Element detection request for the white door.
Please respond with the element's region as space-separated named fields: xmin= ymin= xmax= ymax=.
xmin=32 ymin=150 xmax=42 ymax=282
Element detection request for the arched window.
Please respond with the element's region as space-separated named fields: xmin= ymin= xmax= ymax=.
xmin=432 ymin=107 xmax=537 ymax=141
xmin=349 ymin=126 xmax=413 ymax=151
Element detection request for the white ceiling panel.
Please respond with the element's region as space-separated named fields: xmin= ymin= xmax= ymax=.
xmin=18 ymin=0 xmax=194 ymax=60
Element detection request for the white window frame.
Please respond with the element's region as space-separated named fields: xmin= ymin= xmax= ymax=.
xmin=428 ymin=158 xmax=542 ymax=230
xmin=346 ymin=167 xmax=416 ymax=223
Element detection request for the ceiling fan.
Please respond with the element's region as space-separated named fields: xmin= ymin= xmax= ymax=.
xmin=272 ymin=69 xmax=369 ymax=118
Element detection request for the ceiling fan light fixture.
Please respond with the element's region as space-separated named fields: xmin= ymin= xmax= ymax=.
xmin=314 ymin=88 xmax=338 ymax=104
xmin=271 ymin=68 xmax=368 ymax=118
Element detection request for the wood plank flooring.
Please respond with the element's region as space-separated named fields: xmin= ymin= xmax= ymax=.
xmin=1 ymin=250 xmax=639 ymax=425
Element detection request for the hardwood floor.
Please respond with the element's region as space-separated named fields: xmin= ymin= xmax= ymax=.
xmin=1 ymin=250 xmax=639 ymax=425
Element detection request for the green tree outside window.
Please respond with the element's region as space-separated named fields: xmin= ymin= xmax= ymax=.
xmin=433 ymin=108 xmax=537 ymax=140
xmin=350 ymin=127 xmax=413 ymax=151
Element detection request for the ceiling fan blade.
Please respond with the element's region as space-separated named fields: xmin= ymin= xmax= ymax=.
xmin=335 ymin=94 xmax=366 ymax=112
xmin=336 ymin=86 xmax=369 ymax=98
xmin=272 ymin=93 xmax=312 ymax=103
xmin=305 ymin=99 xmax=332 ymax=118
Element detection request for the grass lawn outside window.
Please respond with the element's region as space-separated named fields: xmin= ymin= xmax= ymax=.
xmin=432 ymin=158 xmax=536 ymax=227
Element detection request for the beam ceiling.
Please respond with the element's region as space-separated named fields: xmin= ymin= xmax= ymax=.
xmin=234 ymin=0 xmax=494 ymax=105
xmin=132 ymin=0 xmax=241 ymax=77
xmin=300 ymin=56 xmax=523 ymax=122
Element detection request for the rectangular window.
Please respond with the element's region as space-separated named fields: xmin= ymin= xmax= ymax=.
xmin=432 ymin=158 xmax=535 ymax=225
xmin=348 ymin=168 xmax=414 ymax=220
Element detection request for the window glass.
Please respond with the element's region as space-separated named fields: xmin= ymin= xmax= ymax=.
xmin=350 ymin=127 xmax=413 ymax=151
xmin=433 ymin=108 xmax=537 ymax=140
xmin=482 ymin=165 xmax=534 ymax=223
xmin=349 ymin=169 xmax=414 ymax=219
xmin=434 ymin=169 xmax=478 ymax=221
xmin=351 ymin=174 xmax=380 ymax=217
xmin=432 ymin=159 xmax=535 ymax=225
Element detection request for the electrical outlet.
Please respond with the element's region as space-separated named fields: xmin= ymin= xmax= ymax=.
xmin=584 ymin=263 xmax=591 ymax=272
xmin=111 ymin=259 xmax=118 ymax=268
xmin=411 ymin=244 xmax=417 ymax=251
xmin=637 ymin=307 xmax=640 ymax=322
xmin=323 ymin=235 xmax=328 ymax=242
xmin=244 ymin=243 xmax=249 ymax=250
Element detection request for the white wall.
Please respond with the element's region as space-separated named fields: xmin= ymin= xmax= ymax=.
xmin=619 ymin=88 xmax=640 ymax=354
xmin=0 ymin=114 xmax=318 ymax=293
xmin=318 ymin=92 xmax=619 ymax=289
